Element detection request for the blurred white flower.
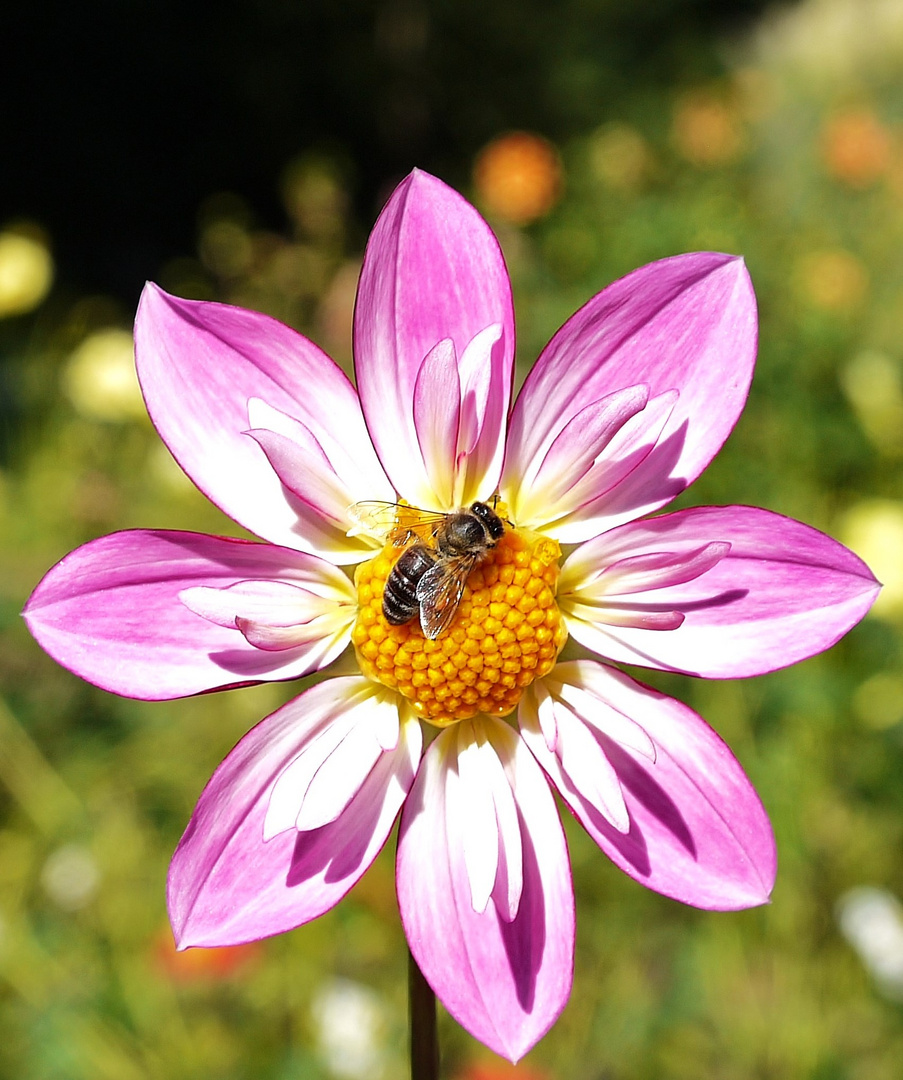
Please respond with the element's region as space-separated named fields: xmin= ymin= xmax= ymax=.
xmin=752 ymin=0 xmax=903 ymax=80
xmin=837 ymin=886 xmax=903 ymax=1000
xmin=40 ymin=844 xmax=100 ymax=911
xmin=310 ymin=978 xmax=388 ymax=1080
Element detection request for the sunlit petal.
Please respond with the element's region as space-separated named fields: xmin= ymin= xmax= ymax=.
xmin=169 ymin=678 xmax=422 ymax=946
xmin=560 ymin=506 xmax=881 ymax=677
xmin=397 ymin=717 xmax=573 ymax=1062
xmin=355 ymin=170 xmax=514 ymax=507
xmin=135 ymin=285 xmax=392 ymax=561
xmin=522 ymin=662 xmax=776 ymax=909
xmin=505 ymin=254 xmax=756 ymax=533
xmin=23 ymin=530 xmax=354 ymax=699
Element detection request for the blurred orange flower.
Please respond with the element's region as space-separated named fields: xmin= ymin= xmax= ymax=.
xmin=154 ymin=927 xmax=261 ymax=982
xmin=672 ymin=91 xmax=745 ymax=167
xmin=455 ymin=1059 xmax=551 ymax=1080
xmin=822 ymin=107 xmax=892 ymax=188
xmin=474 ymin=132 xmax=563 ymax=225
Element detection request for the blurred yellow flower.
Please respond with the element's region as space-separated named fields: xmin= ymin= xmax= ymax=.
xmin=794 ymin=249 xmax=869 ymax=311
xmin=852 ymin=671 xmax=903 ymax=729
xmin=474 ymin=132 xmax=563 ymax=225
xmin=839 ymin=500 xmax=903 ymax=618
xmin=0 ymin=227 xmax=54 ymax=318
xmin=62 ymin=328 xmax=145 ymax=422
xmin=588 ymin=122 xmax=653 ymax=192
xmin=840 ymin=350 xmax=903 ymax=455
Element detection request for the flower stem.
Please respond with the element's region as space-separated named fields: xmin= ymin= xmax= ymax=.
xmin=409 ymin=946 xmax=439 ymax=1080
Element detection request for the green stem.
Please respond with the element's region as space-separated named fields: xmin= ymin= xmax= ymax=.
xmin=409 ymin=947 xmax=440 ymax=1080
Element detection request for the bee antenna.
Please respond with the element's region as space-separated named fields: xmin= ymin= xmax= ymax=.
xmin=487 ymin=492 xmax=513 ymax=529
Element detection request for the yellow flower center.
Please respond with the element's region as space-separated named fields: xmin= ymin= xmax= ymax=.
xmin=352 ymin=526 xmax=567 ymax=727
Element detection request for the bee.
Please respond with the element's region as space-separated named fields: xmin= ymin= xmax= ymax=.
xmin=348 ymin=500 xmax=507 ymax=639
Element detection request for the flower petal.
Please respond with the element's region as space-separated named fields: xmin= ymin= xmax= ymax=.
xmin=180 ymin=579 xmax=340 ymax=628
xmin=511 ymin=385 xmax=650 ymax=526
xmin=397 ymin=717 xmax=574 ymax=1062
xmin=504 ymin=254 xmax=757 ymax=536
xmin=135 ymin=285 xmax=392 ymax=560
xmin=560 ymin=505 xmax=881 ymax=678
xmin=265 ymin=689 xmax=401 ymax=836
xmin=168 ymin=678 xmax=422 ymax=947
xmin=354 ymin=170 xmax=514 ymax=508
xmin=23 ymin=530 xmax=354 ymax=699
xmin=522 ymin=662 xmax=776 ymax=909
xmin=413 ymin=339 xmax=461 ymax=506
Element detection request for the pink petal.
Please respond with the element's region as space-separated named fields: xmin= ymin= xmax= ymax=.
xmin=235 ymin=617 xmax=341 ymax=652
xmin=413 ymin=339 xmax=461 ymax=506
xmin=589 ymin=541 xmax=732 ymax=596
xmin=532 ymin=390 xmax=679 ymax=543
xmin=522 ymin=662 xmax=776 ymax=909
xmin=504 ymin=254 xmax=757 ymax=536
xmin=512 ymin=385 xmax=650 ymax=525
xmin=246 ymin=427 xmax=353 ymax=529
xmin=23 ymin=530 xmax=353 ymax=699
xmin=180 ymin=579 xmax=339 ymax=628
xmin=552 ymin=703 xmax=629 ymax=833
xmin=264 ymin=689 xmax=401 ymax=836
xmin=397 ymin=718 xmax=574 ymax=1062
xmin=135 ymin=285 xmax=392 ymax=560
xmin=354 ymin=170 xmax=514 ymax=507
xmin=454 ymin=723 xmax=524 ymax=920
xmin=560 ymin=505 xmax=881 ymax=678
xmin=168 ymin=678 xmax=422 ymax=947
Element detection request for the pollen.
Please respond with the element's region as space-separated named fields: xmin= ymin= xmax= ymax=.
xmin=352 ymin=527 xmax=567 ymax=727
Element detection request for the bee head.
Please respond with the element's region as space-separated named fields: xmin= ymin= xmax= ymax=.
xmin=470 ymin=501 xmax=506 ymax=542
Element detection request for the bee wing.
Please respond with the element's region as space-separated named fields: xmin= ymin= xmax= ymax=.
xmin=346 ymin=501 xmax=403 ymax=540
xmin=416 ymin=555 xmax=476 ymax=640
xmin=347 ymin=500 xmax=449 ymax=546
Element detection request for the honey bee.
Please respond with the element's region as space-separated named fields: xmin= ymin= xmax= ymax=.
xmin=348 ymin=500 xmax=507 ymax=639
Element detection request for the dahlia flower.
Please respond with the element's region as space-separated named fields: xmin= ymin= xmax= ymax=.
xmin=25 ymin=170 xmax=879 ymax=1061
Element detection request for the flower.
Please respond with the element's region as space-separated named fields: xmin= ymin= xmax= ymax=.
xmin=24 ymin=170 xmax=879 ymax=1061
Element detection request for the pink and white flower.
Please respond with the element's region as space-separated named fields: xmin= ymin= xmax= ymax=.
xmin=25 ymin=170 xmax=879 ymax=1061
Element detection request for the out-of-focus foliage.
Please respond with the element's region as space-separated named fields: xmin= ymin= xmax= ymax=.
xmin=2 ymin=0 xmax=903 ymax=1077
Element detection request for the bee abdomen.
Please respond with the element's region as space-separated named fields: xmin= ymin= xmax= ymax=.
xmin=383 ymin=544 xmax=437 ymax=626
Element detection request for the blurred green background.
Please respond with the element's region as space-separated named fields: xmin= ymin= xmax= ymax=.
xmin=3 ymin=0 xmax=903 ymax=1077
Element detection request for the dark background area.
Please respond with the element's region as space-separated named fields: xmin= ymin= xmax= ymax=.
xmin=3 ymin=0 xmax=768 ymax=300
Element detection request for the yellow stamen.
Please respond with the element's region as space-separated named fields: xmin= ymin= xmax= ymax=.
xmin=352 ymin=526 xmax=567 ymax=727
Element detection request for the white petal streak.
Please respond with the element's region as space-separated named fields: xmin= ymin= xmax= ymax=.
xmin=451 ymin=719 xmax=526 ymax=920
xmin=555 ymin=679 xmax=656 ymax=761
xmin=456 ymin=324 xmax=500 ymax=457
xmin=530 ymin=390 xmax=678 ymax=543
xmin=556 ymin=705 xmax=628 ymax=833
xmin=485 ymin=726 xmax=524 ymax=922
xmin=519 ymin=663 xmax=667 ymax=834
xmin=565 ymin=602 xmax=686 ymax=632
xmin=248 ymin=396 xmax=391 ymax=506
xmin=236 ymin=611 xmax=346 ymax=652
xmin=264 ymin=683 xmax=401 ymax=840
xmin=524 ymin=386 xmax=649 ymax=494
xmin=295 ymin=717 xmax=386 ymax=832
xmin=246 ymin=427 xmax=353 ymax=526
xmin=413 ymin=339 xmax=461 ymax=508
xmin=180 ymin=573 xmax=355 ymax=629
xmin=454 ymin=723 xmax=500 ymax=915
xmin=581 ymin=542 xmax=732 ymax=598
